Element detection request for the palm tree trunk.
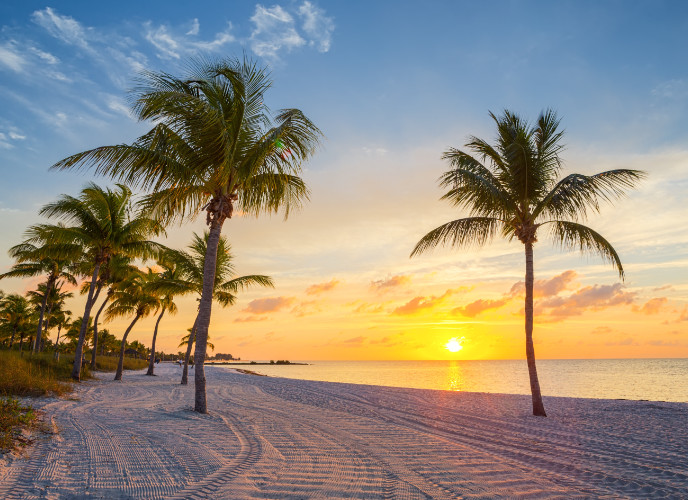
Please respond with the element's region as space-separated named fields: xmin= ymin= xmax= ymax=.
xmin=34 ymin=277 xmax=54 ymax=353
xmin=41 ymin=304 xmax=53 ymax=353
xmin=72 ymin=261 xmax=102 ymax=380
xmin=90 ymin=289 xmax=109 ymax=370
xmin=147 ymin=308 xmax=165 ymax=376
xmin=525 ymin=242 xmax=546 ymax=417
xmin=194 ymin=219 xmax=224 ymax=413
xmin=115 ymin=314 xmax=141 ymax=381
xmin=54 ymin=324 xmax=63 ymax=360
xmin=9 ymin=325 xmax=16 ymax=349
xmin=181 ymin=316 xmax=198 ymax=385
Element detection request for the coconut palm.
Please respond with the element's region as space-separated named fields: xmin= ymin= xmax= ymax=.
xmin=154 ymin=232 xmax=274 ymax=384
xmin=0 ymin=238 xmax=78 ymax=353
xmin=26 ymin=183 xmax=164 ymax=380
xmin=52 ymin=57 xmax=320 ymax=412
xmin=50 ymin=309 xmax=72 ymax=360
xmin=411 ymin=110 xmax=645 ymax=417
xmin=27 ymin=283 xmax=73 ymax=351
xmin=85 ymin=255 xmax=140 ymax=369
xmin=144 ymin=264 xmax=179 ymax=376
xmin=0 ymin=294 xmax=35 ymax=350
xmin=104 ymin=271 xmax=160 ymax=380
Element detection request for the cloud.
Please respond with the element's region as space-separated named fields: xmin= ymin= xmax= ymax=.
xmin=0 ymin=42 xmax=27 ymax=72
xmin=537 ymin=283 xmax=636 ymax=320
xmin=591 ymin=326 xmax=613 ymax=335
xmin=32 ymin=7 xmax=93 ymax=52
xmin=371 ymin=274 xmax=411 ymax=292
xmin=233 ymin=315 xmax=269 ymax=323
xmin=291 ymin=300 xmax=321 ymax=317
xmin=187 ymin=18 xmax=200 ymax=36
xmin=353 ymin=302 xmax=385 ymax=314
xmin=453 ymin=297 xmax=511 ymax=317
xmin=652 ymin=79 xmax=688 ymax=100
xmin=298 ymin=1 xmax=335 ymax=52
xmin=341 ymin=335 xmax=366 ymax=345
xmin=242 ymin=296 xmax=295 ymax=314
xmin=249 ymin=2 xmax=335 ymax=59
xmin=144 ymin=21 xmax=235 ymax=60
xmin=632 ymin=297 xmax=668 ymax=315
xmin=305 ymin=278 xmax=339 ymax=295
xmin=510 ymin=270 xmax=578 ymax=298
xmin=392 ymin=289 xmax=454 ymax=315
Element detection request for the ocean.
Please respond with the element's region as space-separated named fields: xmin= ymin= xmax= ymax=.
xmin=220 ymin=359 xmax=688 ymax=403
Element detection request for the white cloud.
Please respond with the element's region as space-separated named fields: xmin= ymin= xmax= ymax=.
xmin=187 ymin=18 xmax=200 ymax=36
xmin=8 ymin=131 xmax=26 ymax=140
xmin=144 ymin=21 xmax=235 ymax=60
xmin=298 ymin=1 xmax=334 ymax=52
xmin=28 ymin=46 xmax=59 ymax=65
xmin=0 ymin=42 xmax=26 ymax=72
xmin=250 ymin=5 xmax=305 ymax=58
xmin=652 ymin=79 xmax=688 ymax=100
xmin=31 ymin=7 xmax=93 ymax=52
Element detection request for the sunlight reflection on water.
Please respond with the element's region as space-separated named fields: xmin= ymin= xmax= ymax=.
xmin=220 ymin=359 xmax=688 ymax=403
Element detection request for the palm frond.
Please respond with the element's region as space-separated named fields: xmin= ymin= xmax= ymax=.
xmin=545 ymin=220 xmax=625 ymax=279
xmin=411 ymin=217 xmax=502 ymax=257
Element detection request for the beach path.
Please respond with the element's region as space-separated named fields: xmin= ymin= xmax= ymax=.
xmin=1 ymin=363 xmax=686 ymax=499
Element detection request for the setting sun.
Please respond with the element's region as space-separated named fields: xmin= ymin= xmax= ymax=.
xmin=444 ymin=337 xmax=464 ymax=353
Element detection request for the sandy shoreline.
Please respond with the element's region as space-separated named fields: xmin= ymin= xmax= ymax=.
xmin=1 ymin=364 xmax=686 ymax=499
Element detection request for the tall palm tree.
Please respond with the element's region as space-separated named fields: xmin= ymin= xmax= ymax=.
xmin=0 ymin=238 xmax=78 ymax=353
xmin=154 ymin=232 xmax=274 ymax=384
xmin=27 ymin=183 xmax=164 ymax=380
xmin=104 ymin=271 xmax=160 ymax=380
xmin=52 ymin=57 xmax=320 ymax=412
xmin=411 ymin=110 xmax=645 ymax=417
xmin=142 ymin=266 xmax=179 ymax=376
xmin=50 ymin=309 xmax=72 ymax=360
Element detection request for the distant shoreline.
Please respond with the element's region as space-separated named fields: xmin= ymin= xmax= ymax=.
xmin=205 ymin=361 xmax=310 ymax=366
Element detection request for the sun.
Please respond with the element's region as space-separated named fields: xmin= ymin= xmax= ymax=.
xmin=444 ymin=337 xmax=464 ymax=353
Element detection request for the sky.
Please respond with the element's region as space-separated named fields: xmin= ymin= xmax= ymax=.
xmin=0 ymin=1 xmax=686 ymax=360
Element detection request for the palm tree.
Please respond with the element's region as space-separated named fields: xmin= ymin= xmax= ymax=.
xmin=144 ymin=265 xmax=179 ymax=376
xmin=0 ymin=294 xmax=34 ymax=350
xmin=27 ymin=183 xmax=164 ymax=380
xmin=52 ymin=57 xmax=320 ymax=412
xmin=85 ymin=255 xmax=140 ymax=369
xmin=411 ymin=110 xmax=645 ymax=417
xmin=27 ymin=283 xmax=73 ymax=352
xmin=154 ymin=232 xmax=273 ymax=385
xmin=51 ymin=309 xmax=72 ymax=360
xmin=0 ymin=238 xmax=78 ymax=353
xmin=104 ymin=271 xmax=160 ymax=380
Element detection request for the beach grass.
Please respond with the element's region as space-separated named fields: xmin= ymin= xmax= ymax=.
xmin=93 ymin=355 xmax=148 ymax=372
xmin=0 ymin=351 xmax=77 ymax=397
xmin=0 ymin=397 xmax=38 ymax=452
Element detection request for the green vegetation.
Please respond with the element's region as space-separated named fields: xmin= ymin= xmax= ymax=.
xmin=0 ymin=351 xmax=78 ymax=397
xmin=0 ymin=397 xmax=37 ymax=452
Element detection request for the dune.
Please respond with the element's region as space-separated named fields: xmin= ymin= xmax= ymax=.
xmin=1 ymin=363 xmax=686 ymax=498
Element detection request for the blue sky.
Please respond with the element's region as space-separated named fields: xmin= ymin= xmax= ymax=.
xmin=0 ymin=1 xmax=686 ymax=358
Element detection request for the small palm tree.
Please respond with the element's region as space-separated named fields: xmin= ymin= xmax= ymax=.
xmin=154 ymin=232 xmax=274 ymax=384
xmin=27 ymin=283 xmax=73 ymax=351
xmin=0 ymin=294 xmax=35 ymax=350
xmin=27 ymin=183 xmax=165 ymax=380
xmin=51 ymin=58 xmax=318 ymax=411
xmin=143 ymin=266 xmax=179 ymax=376
xmin=104 ymin=271 xmax=160 ymax=380
xmin=0 ymin=238 xmax=78 ymax=353
xmin=50 ymin=309 xmax=72 ymax=360
xmin=412 ymin=110 xmax=645 ymax=416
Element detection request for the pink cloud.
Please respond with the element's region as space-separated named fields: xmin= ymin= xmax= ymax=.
xmin=392 ymin=289 xmax=454 ymax=316
xmin=371 ymin=274 xmax=411 ymax=292
xmin=537 ymin=283 xmax=636 ymax=319
xmin=510 ymin=270 xmax=578 ymax=298
xmin=632 ymin=297 xmax=668 ymax=315
xmin=453 ymin=297 xmax=511 ymax=317
xmin=242 ymin=296 xmax=295 ymax=314
xmin=305 ymin=279 xmax=340 ymax=295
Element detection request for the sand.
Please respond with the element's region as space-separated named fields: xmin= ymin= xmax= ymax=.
xmin=1 ymin=363 xmax=686 ymax=499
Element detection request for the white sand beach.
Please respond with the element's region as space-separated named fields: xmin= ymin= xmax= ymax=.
xmin=1 ymin=363 xmax=686 ymax=499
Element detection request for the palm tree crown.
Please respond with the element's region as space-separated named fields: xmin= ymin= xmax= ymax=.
xmin=412 ymin=110 xmax=645 ymax=416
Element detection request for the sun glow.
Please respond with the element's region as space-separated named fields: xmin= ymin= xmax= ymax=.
xmin=444 ymin=337 xmax=464 ymax=353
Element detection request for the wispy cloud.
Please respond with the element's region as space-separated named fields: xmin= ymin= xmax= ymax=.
xmin=249 ymin=2 xmax=334 ymax=59
xmin=392 ymin=289 xmax=454 ymax=315
xmin=371 ymin=274 xmax=411 ymax=292
xmin=144 ymin=21 xmax=235 ymax=60
xmin=305 ymin=278 xmax=339 ymax=295
xmin=453 ymin=297 xmax=511 ymax=317
xmin=32 ymin=7 xmax=93 ymax=52
xmin=242 ymin=296 xmax=295 ymax=314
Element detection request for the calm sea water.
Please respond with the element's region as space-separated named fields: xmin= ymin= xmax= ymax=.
xmin=222 ymin=359 xmax=688 ymax=403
